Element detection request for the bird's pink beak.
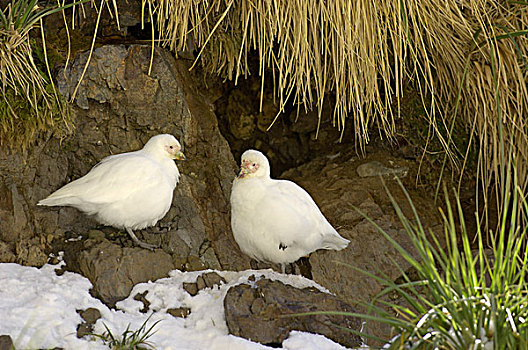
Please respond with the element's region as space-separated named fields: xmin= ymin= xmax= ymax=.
xmin=174 ymin=151 xmax=186 ymax=161
xmin=237 ymin=165 xmax=250 ymax=178
xmin=237 ymin=161 xmax=251 ymax=178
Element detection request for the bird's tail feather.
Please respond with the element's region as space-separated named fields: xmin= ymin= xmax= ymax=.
xmin=37 ymin=180 xmax=88 ymax=207
xmin=322 ymin=233 xmax=349 ymax=251
xmin=38 ymin=195 xmax=79 ymax=207
xmin=38 ymin=194 xmax=100 ymax=217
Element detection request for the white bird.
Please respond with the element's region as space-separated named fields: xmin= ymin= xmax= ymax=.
xmin=230 ymin=149 xmax=349 ymax=272
xmin=38 ymin=134 xmax=186 ymax=249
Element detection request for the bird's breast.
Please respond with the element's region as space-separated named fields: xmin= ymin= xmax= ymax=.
xmin=160 ymin=159 xmax=180 ymax=189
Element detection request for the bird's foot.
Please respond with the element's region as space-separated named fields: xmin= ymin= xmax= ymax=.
xmin=295 ymin=257 xmax=312 ymax=279
xmin=126 ymin=228 xmax=158 ymax=250
xmin=136 ymin=240 xmax=158 ymax=250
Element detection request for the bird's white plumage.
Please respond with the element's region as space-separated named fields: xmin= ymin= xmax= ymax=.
xmin=38 ymin=134 xmax=185 ymax=248
xmin=230 ymin=150 xmax=349 ymax=265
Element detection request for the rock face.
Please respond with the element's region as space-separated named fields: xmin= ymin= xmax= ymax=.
xmin=224 ymin=278 xmax=363 ymax=348
xmin=0 ymin=45 xmax=250 ymax=299
xmin=215 ymin=80 xmax=355 ymax=176
xmin=54 ymin=45 xmax=250 ymax=271
xmin=356 ymin=160 xmax=408 ymax=178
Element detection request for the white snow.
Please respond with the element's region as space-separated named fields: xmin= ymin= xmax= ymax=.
xmin=0 ymin=261 xmax=361 ymax=350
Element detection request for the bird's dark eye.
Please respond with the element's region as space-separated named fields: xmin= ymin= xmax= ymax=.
xmin=169 ymin=146 xmax=174 ymax=149
xmin=252 ymin=163 xmax=256 ymax=167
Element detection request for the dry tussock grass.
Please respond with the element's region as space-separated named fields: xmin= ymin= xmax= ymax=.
xmin=4 ymin=0 xmax=525 ymax=216
xmin=143 ymin=0 xmax=527 ymax=217
xmin=153 ymin=0 xmax=401 ymax=144
xmin=401 ymin=0 xmax=528 ymax=216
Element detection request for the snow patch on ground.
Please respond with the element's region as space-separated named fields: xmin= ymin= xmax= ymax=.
xmin=0 ymin=263 xmax=357 ymax=350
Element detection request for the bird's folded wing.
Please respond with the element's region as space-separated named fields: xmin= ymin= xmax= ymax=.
xmin=255 ymin=179 xmax=328 ymax=246
xmin=48 ymin=153 xmax=166 ymax=204
xmin=273 ymin=179 xmax=326 ymax=222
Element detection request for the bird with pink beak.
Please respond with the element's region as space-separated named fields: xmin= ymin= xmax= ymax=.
xmin=230 ymin=149 xmax=349 ymax=273
xmin=38 ymin=134 xmax=186 ymax=250
xmin=236 ymin=158 xmax=260 ymax=178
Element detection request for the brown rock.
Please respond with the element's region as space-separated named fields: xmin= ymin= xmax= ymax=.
xmin=229 ymin=113 xmax=256 ymax=140
xmin=133 ymin=291 xmax=151 ymax=313
xmin=183 ymin=282 xmax=199 ymax=296
xmin=78 ymin=308 xmax=102 ymax=324
xmin=196 ymin=276 xmax=206 ymax=291
xmin=0 ymin=182 xmax=31 ymax=245
xmin=226 ymin=90 xmax=256 ymax=140
xmin=48 ymin=256 xmax=61 ymax=265
xmin=289 ymin=108 xmax=320 ymax=134
xmin=167 ymin=307 xmax=191 ymax=318
xmin=0 ymin=241 xmax=15 ymax=263
xmin=194 ymin=271 xmax=226 ymax=293
xmin=76 ymin=307 xmax=101 ymax=338
xmin=87 ymin=230 xmax=106 ymax=241
xmin=15 ymin=238 xmax=47 ymax=267
xmin=185 ymin=255 xmax=206 ymax=272
xmin=356 ymin=160 xmax=408 ymax=178
xmin=0 ymin=335 xmax=13 ymax=350
xmin=184 ymin=272 xmax=226 ymax=297
xmin=256 ymin=98 xmax=279 ymax=132
xmin=215 ymin=79 xmax=353 ymax=176
xmin=211 ymin=234 xmax=251 ymax=271
xmin=224 ymin=278 xmax=363 ymax=348
xmin=77 ymin=241 xmax=174 ymax=306
xmin=201 ymin=272 xmax=225 ymax=289
xmin=76 ymin=323 xmax=92 ymax=339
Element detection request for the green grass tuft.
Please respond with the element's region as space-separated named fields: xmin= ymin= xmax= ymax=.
xmin=294 ymin=167 xmax=527 ymax=348
xmin=353 ymin=171 xmax=528 ymax=348
xmin=89 ymin=315 xmax=162 ymax=350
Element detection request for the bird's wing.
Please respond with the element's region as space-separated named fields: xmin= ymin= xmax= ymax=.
xmin=273 ymin=179 xmax=327 ymax=224
xmin=254 ymin=179 xmax=330 ymax=247
xmin=47 ymin=153 xmax=168 ymax=204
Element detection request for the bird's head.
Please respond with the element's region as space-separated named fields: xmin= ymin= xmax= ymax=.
xmin=237 ymin=149 xmax=270 ymax=179
xmin=143 ymin=134 xmax=186 ymax=161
